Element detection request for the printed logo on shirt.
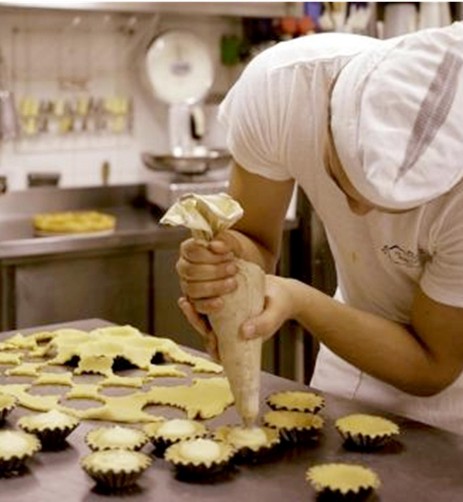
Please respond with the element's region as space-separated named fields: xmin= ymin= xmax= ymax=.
xmin=381 ymin=245 xmax=428 ymax=268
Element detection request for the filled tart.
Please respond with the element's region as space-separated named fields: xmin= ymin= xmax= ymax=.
xmin=164 ymin=438 xmax=234 ymax=479
xmin=85 ymin=425 xmax=149 ymax=451
xmin=18 ymin=409 xmax=80 ymax=450
xmin=81 ymin=449 xmax=151 ymax=490
xmin=0 ymin=429 xmax=41 ymax=475
xmin=143 ymin=418 xmax=208 ymax=457
xmin=213 ymin=425 xmax=280 ymax=463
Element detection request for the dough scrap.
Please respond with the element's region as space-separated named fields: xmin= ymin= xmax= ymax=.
xmin=6 ymin=362 xmax=44 ymax=377
xmin=0 ymin=325 xmax=231 ymax=423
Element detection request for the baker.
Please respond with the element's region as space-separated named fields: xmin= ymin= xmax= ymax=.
xmin=175 ymin=21 xmax=463 ymax=435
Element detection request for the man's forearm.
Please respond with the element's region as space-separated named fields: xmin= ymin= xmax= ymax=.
xmin=288 ymin=279 xmax=449 ymax=396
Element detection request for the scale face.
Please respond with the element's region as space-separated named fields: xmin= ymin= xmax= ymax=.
xmin=145 ymin=30 xmax=214 ymax=105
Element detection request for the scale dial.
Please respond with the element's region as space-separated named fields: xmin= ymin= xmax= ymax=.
xmin=146 ymin=30 xmax=214 ymax=105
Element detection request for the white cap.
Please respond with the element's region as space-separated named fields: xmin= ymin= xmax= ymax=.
xmin=331 ymin=22 xmax=463 ymax=210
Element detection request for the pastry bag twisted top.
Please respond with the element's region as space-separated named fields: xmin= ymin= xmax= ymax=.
xmin=160 ymin=193 xmax=265 ymax=426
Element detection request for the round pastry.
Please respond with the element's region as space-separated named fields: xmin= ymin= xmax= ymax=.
xmin=33 ymin=211 xmax=116 ymax=235
xmin=335 ymin=413 xmax=400 ymax=450
xmin=0 ymin=429 xmax=41 ymax=475
xmin=164 ymin=438 xmax=234 ymax=480
xmin=81 ymin=449 xmax=152 ymax=490
xmin=18 ymin=410 xmax=80 ymax=450
xmin=266 ymin=390 xmax=325 ymax=414
xmin=85 ymin=426 xmax=149 ymax=452
xmin=0 ymin=394 xmax=17 ymax=425
xmin=263 ymin=410 xmax=324 ymax=444
xmin=143 ymin=419 xmax=208 ymax=457
xmin=306 ymin=463 xmax=380 ymax=500
xmin=213 ymin=425 xmax=280 ymax=463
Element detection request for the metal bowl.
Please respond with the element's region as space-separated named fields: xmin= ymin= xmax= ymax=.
xmin=142 ymin=149 xmax=231 ymax=175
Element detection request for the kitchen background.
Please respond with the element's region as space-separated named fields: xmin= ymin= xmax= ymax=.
xmin=0 ymin=1 xmax=461 ymax=383
xmin=0 ymin=1 xmax=460 ymax=192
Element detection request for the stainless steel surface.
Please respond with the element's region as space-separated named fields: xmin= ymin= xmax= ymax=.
xmin=14 ymin=251 xmax=151 ymax=332
xmin=142 ymin=149 xmax=231 ymax=175
xmin=0 ymin=184 xmax=185 ymax=333
xmin=2 ymin=318 xmax=463 ymax=502
xmin=0 ymin=184 xmax=185 ymax=259
xmin=145 ymin=168 xmax=230 ymax=209
xmin=0 ymin=184 xmax=297 ymax=377
xmin=0 ymin=2 xmax=299 ymax=18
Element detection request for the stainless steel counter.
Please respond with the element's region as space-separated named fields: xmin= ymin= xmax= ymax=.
xmin=0 ymin=185 xmax=188 ymax=260
xmin=0 ymin=185 xmax=300 ymax=379
xmin=2 ymin=319 xmax=463 ymax=501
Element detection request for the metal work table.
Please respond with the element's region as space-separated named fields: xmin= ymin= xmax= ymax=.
xmin=1 ymin=319 xmax=463 ymax=501
xmin=0 ymin=185 xmax=187 ymax=260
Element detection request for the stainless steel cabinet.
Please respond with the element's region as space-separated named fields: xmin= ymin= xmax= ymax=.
xmin=1 ymin=249 xmax=153 ymax=333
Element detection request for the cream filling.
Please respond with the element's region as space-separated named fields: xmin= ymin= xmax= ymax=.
xmin=158 ymin=419 xmax=197 ymax=437
xmin=0 ymin=431 xmax=30 ymax=456
xmin=27 ymin=409 xmax=74 ymax=427
xmin=179 ymin=438 xmax=221 ymax=462
xmin=100 ymin=426 xmax=142 ymax=445
xmin=227 ymin=427 xmax=268 ymax=448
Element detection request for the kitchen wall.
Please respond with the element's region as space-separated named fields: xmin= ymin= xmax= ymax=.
xmin=0 ymin=6 xmax=243 ymax=191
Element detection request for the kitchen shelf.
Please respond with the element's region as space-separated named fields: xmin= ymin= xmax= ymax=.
xmin=0 ymin=1 xmax=302 ymax=18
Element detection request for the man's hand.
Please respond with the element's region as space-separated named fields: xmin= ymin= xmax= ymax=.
xmin=240 ymin=275 xmax=295 ymax=341
xmin=176 ymin=233 xmax=240 ymax=315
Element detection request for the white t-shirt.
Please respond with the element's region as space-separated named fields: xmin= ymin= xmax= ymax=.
xmin=219 ymin=33 xmax=463 ymax=435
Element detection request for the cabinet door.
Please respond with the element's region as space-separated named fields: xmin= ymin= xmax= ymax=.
xmin=13 ymin=251 xmax=151 ymax=332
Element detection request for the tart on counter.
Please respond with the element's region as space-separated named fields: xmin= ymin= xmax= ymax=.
xmin=33 ymin=210 xmax=116 ymax=235
xmin=143 ymin=418 xmax=208 ymax=457
xmin=306 ymin=463 xmax=380 ymax=501
xmin=266 ymin=390 xmax=325 ymax=414
xmin=0 ymin=394 xmax=17 ymax=425
xmin=335 ymin=413 xmax=400 ymax=450
xmin=18 ymin=409 xmax=80 ymax=450
xmin=263 ymin=410 xmax=324 ymax=444
xmin=81 ymin=449 xmax=152 ymax=490
xmin=164 ymin=438 xmax=235 ymax=480
xmin=85 ymin=425 xmax=149 ymax=452
xmin=213 ymin=425 xmax=280 ymax=463
xmin=0 ymin=429 xmax=41 ymax=475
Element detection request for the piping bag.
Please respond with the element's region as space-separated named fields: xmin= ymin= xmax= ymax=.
xmin=160 ymin=193 xmax=265 ymax=426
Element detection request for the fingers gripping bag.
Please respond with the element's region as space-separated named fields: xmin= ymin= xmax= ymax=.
xmin=160 ymin=193 xmax=265 ymax=426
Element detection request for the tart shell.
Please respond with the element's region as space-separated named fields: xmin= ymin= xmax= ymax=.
xmin=85 ymin=426 xmax=149 ymax=452
xmin=143 ymin=419 xmax=208 ymax=458
xmin=213 ymin=425 xmax=280 ymax=464
xmin=266 ymin=390 xmax=325 ymax=414
xmin=0 ymin=394 xmax=17 ymax=425
xmin=18 ymin=410 xmax=80 ymax=450
xmin=164 ymin=438 xmax=235 ymax=480
xmin=335 ymin=414 xmax=400 ymax=451
xmin=81 ymin=449 xmax=152 ymax=490
xmin=263 ymin=410 xmax=324 ymax=444
xmin=306 ymin=462 xmax=380 ymax=501
xmin=0 ymin=430 xmax=41 ymax=476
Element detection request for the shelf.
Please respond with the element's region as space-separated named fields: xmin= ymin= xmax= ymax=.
xmin=0 ymin=1 xmax=302 ymax=18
